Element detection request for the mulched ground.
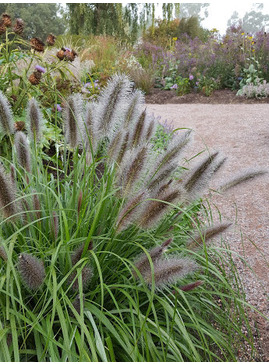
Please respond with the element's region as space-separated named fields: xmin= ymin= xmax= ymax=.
xmin=145 ymin=88 xmax=269 ymax=104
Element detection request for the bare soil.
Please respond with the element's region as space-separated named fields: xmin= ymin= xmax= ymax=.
xmin=146 ymin=103 xmax=269 ymax=360
xmin=145 ymin=88 xmax=269 ymax=104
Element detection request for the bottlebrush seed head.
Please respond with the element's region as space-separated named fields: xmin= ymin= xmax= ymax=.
xmin=116 ymin=191 xmax=146 ymax=232
xmin=139 ymin=187 xmax=184 ymax=229
xmin=18 ymin=253 xmax=45 ymax=290
xmin=26 ymin=98 xmax=43 ymax=142
xmin=183 ymin=151 xmax=219 ymax=196
xmin=116 ymin=131 xmax=130 ymax=166
xmin=0 ymin=91 xmax=15 ymax=135
xmin=0 ymin=164 xmax=17 ymax=219
xmin=72 ymin=294 xmax=85 ymax=315
xmin=133 ymin=238 xmax=173 ymax=278
xmin=119 ymin=146 xmax=148 ymax=196
xmin=14 ymin=132 xmax=31 ymax=173
xmin=63 ymin=94 xmax=84 ymax=148
xmin=0 ymin=245 xmax=8 ymax=261
xmin=218 ymin=168 xmax=267 ymax=193
xmin=179 ymin=280 xmax=204 ymax=292
xmin=51 ymin=211 xmax=59 ymax=240
xmin=71 ymin=241 xmax=93 ymax=266
xmin=96 ymin=73 xmax=132 ymax=136
xmin=186 ymin=222 xmax=232 ymax=250
xmin=129 ymin=109 xmax=146 ymax=148
xmin=123 ymin=90 xmax=145 ymax=127
xmin=77 ymin=190 xmax=83 ymax=216
xmin=157 ymin=130 xmax=192 ymax=171
xmin=69 ymin=266 xmax=93 ymax=292
xmin=143 ymin=257 xmax=197 ymax=287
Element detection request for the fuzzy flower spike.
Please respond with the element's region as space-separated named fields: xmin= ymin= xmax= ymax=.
xmin=0 ymin=91 xmax=15 ymax=135
xmin=95 ymin=74 xmax=133 ymax=138
xmin=0 ymin=164 xmax=18 ymax=219
xmin=14 ymin=132 xmax=32 ymax=173
xmin=26 ymin=98 xmax=43 ymax=142
xmin=18 ymin=253 xmax=45 ymax=290
xmin=63 ymin=94 xmax=85 ymax=148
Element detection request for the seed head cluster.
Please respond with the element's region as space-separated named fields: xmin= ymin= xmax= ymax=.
xmin=18 ymin=253 xmax=45 ymax=290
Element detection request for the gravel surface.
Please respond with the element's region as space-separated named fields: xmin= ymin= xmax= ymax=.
xmin=147 ymin=104 xmax=269 ymax=359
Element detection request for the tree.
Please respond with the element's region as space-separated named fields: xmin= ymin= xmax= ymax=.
xmin=0 ymin=4 xmax=66 ymax=39
xmin=179 ymin=3 xmax=210 ymax=21
xmin=67 ymin=3 xmax=184 ymax=42
xmin=68 ymin=4 xmax=135 ymax=40
xmin=227 ymin=4 xmax=269 ymax=34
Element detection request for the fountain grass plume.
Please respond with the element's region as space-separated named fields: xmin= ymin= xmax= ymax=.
xmin=147 ymin=163 xmax=177 ymax=192
xmin=14 ymin=131 xmax=32 ymax=173
xmin=218 ymin=168 xmax=268 ymax=192
xmin=0 ymin=164 xmax=18 ymax=219
xmin=138 ymin=186 xmax=185 ymax=229
xmin=51 ymin=211 xmax=59 ymax=240
xmin=115 ymin=131 xmax=130 ymax=166
xmin=118 ymin=146 xmax=148 ymax=196
xmin=18 ymin=253 xmax=45 ymax=290
xmin=0 ymin=245 xmax=8 ymax=261
xmin=144 ymin=116 xmax=157 ymax=142
xmin=151 ymin=130 xmax=192 ymax=180
xmin=63 ymin=94 xmax=84 ymax=148
xmin=116 ymin=191 xmax=147 ymax=232
xmin=186 ymin=222 xmax=232 ymax=250
xmin=69 ymin=266 xmax=93 ymax=292
xmin=183 ymin=151 xmax=226 ymax=198
xmin=26 ymin=98 xmax=43 ymax=142
xmin=129 ymin=109 xmax=146 ymax=148
xmin=0 ymin=91 xmax=14 ymax=135
xmin=72 ymin=294 xmax=85 ymax=315
xmin=133 ymin=238 xmax=173 ymax=278
xmin=179 ymin=280 xmax=204 ymax=292
xmin=85 ymin=102 xmax=98 ymax=152
xmin=123 ymin=89 xmax=145 ymax=127
xmin=143 ymin=257 xmax=197 ymax=288
xmin=95 ymin=73 xmax=133 ymax=137
xmin=71 ymin=241 xmax=93 ymax=266
xmin=107 ymin=129 xmax=124 ymax=164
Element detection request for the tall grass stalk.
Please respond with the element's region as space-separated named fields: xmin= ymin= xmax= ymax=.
xmin=0 ymin=74 xmax=266 ymax=362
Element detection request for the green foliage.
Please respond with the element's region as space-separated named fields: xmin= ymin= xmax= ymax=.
xmin=144 ymin=17 xmax=208 ymax=49
xmin=175 ymin=76 xmax=191 ymax=95
xmin=0 ymin=3 xmax=66 ymax=39
xmin=197 ymin=75 xmax=220 ymax=96
xmin=177 ymin=16 xmax=209 ymax=41
xmin=144 ymin=19 xmax=181 ymax=48
xmin=239 ymin=61 xmax=264 ymax=88
xmin=0 ymin=74 xmax=263 ymax=361
xmin=67 ymin=3 xmax=139 ymax=43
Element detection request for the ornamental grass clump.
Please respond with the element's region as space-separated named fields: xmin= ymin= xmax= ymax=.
xmin=0 ymin=73 xmax=267 ymax=361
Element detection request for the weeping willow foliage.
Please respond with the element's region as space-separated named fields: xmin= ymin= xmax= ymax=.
xmin=67 ymin=3 xmax=181 ymax=42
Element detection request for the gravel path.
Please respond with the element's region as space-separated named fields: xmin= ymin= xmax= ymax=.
xmin=147 ymin=104 xmax=269 ymax=358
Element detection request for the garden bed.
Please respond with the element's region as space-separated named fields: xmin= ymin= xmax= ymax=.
xmin=145 ymin=88 xmax=269 ymax=104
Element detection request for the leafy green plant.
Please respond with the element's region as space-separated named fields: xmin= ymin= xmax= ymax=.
xmin=197 ymin=75 xmax=220 ymax=96
xmin=0 ymin=74 xmax=266 ymax=361
xmin=174 ymin=75 xmax=191 ymax=95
